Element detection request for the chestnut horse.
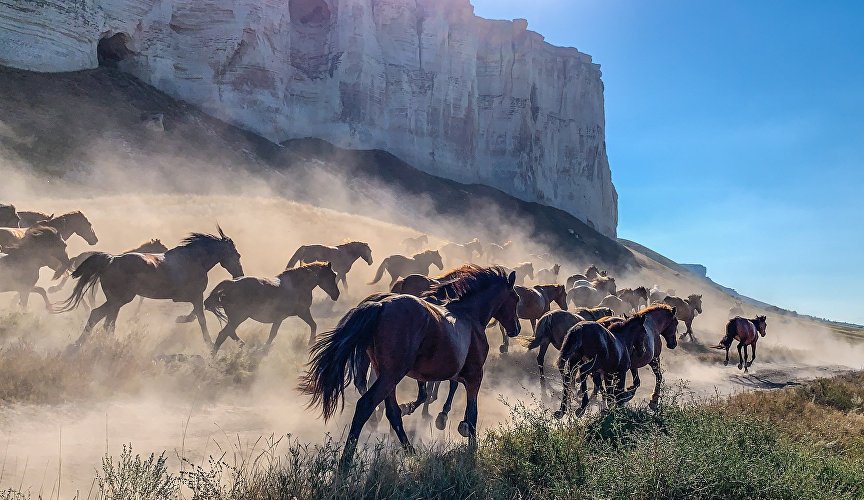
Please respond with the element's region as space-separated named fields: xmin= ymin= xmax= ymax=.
xmin=300 ymin=265 xmax=520 ymax=472
xmin=498 ymin=284 xmax=567 ymax=353
xmin=368 ymin=250 xmax=443 ymax=287
xmin=286 ymin=241 xmax=373 ymax=287
xmin=663 ymin=294 xmax=703 ymax=341
xmin=0 ymin=225 xmax=69 ymax=311
xmin=713 ymin=315 xmax=768 ymax=372
xmin=206 ymin=262 xmax=340 ymax=353
xmin=553 ymin=315 xmax=647 ymax=418
xmin=58 ymin=229 xmax=243 ymax=347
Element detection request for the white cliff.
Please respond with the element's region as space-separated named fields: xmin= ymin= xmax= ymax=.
xmin=0 ymin=0 xmax=618 ymax=236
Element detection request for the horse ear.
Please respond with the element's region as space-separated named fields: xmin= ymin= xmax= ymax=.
xmin=507 ymin=271 xmax=516 ymax=287
xmin=216 ymin=224 xmax=227 ymax=239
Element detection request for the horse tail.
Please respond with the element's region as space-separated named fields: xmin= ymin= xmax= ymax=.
xmin=203 ymin=281 xmax=231 ymax=324
xmin=299 ymin=300 xmax=384 ymax=421
xmin=367 ymin=258 xmax=389 ymax=285
xmin=527 ymin=313 xmax=554 ymax=350
xmin=286 ymin=247 xmax=305 ymax=269
xmin=55 ymin=253 xmax=113 ymax=313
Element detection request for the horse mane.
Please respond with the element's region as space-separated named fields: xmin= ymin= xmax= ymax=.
xmin=279 ymin=261 xmax=330 ymax=278
xmin=168 ymin=232 xmax=232 ymax=254
xmin=413 ymin=249 xmax=439 ymax=259
xmin=425 ymin=265 xmax=509 ymax=304
xmin=338 ymin=241 xmax=369 ymax=250
xmin=47 ymin=211 xmax=86 ymax=224
xmin=637 ymin=303 xmax=675 ymax=316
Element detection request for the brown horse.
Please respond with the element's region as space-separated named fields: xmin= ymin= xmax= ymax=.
xmin=572 ymin=306 xmax=615 ymax=321
xmin=592 ymin=276 xmax=617 ymax=296
xmin=486 ymin=241 xmax=512 ymax=264
xmin=712 ymin=316 xmax=768 ymax=372
xmin=536 ymin=264 xmax=561 ymax=284
xmin=617 ymin=286 xmax=649 ymax=312
xmin=0 ymin=204 xmax=19 ymax=227
xmin=498 ymin=284 xmax=567 ymax=353
xmin=553 ymin=315 xmax=647 ymax=418
xmin=368 ymin=250 xmax=443 ymax=287
xmin=300 ymin=265 xmax=520 ymax=472
xmin=0 ymin=211 xmax=98 ymax=251
xmin=624 ymin=304 xmax=679 ymax=409
xmin=390 ymin=274 xmax=438 ymax=296
xmin=402 ymin=234 xmax=429 ymax=254
xmin=663 ymin=294 xmax=703 ymax=341
xmin=511 ymin=262 xmax=534 ymax=285
xmin=585 ymin=265 xmax=608 ymax=280
xmin=48 ymin=239 xmax=169 ymax=295
xmin=205 ymin=262 xmax=341 ymax=353
xmin=286 ymin=241 xmax=373 ymax=287
xmin=440 ymin=239 xmax=483 ymax=265
xmin=567 ymin=285 xmax=603 ymax=308
xmin=58 ymin=228 xmax=243 ymax=347
xmin=0 ymin=225 xmax=69 ymax=311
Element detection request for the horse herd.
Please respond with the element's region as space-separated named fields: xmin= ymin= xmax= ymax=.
xmin=0 ymin=203 xmax=769 ymax=470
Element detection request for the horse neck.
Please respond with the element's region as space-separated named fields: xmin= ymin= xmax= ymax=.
xmin=445 ymin=285 xmax=501 ymax=328
xmin=281 ymin=268 xmax=318 ymax=293
xmin=172 ymin=243 xmax=223 ymax=271
xmin=44 ymin=217 xmax=73 ymax=239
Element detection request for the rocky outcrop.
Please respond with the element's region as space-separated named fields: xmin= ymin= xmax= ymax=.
xmin=0 ymin=0 xmax=618 ymax=236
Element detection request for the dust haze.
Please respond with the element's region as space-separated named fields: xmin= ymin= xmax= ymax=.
xmin=0 ymin=141 xmax=861 ymax=497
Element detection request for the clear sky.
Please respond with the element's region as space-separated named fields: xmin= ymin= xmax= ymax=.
xmin=472 ymin=0 xmax=864 ymax=324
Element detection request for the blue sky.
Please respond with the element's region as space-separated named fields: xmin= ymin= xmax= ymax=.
xmin=472 ymin=0 xmax=864 ymax=324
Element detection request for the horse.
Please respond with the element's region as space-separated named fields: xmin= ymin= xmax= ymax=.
xmin=585 ymin=265 xmax=608 ymax=280
xmin=440 ymin=239 xmax=483 ymax=265
xmin=623 ymin=304 xmax=679 ymax=409
xmin=0 ymin=204 xmax=19 ymax=228
xmin=565 ymin=274 xmax=589 ymax=289
xmin=663 ymin=294 xmax=703 ymax=341
xmin=0 ymin=225 xmax=69 ymax=311
xmin=510 ymin=262 xmax=534 ymax=285
xmin=368 ymin=250 xmax=443 ymax=287
xmin=650 ymin=286 xmax=675 ymax=304
xmin=286 ymin=241 xmax=373 ymax=287
xmin=15 ymin=210 xmax=51 ymax=228
xmin=402 ymin=234 xmax=429 ymax=254
xmin=300 ymin=265 xmax=520 ymax=472
xmin=572 ymin=306 xmax=614 ymax=321
xmin=390 ymin=274 xmax=438 ymax=297
xmin=567 ymin=285 xmax=603 ymax=308
xmin=617 ymin=286 xmax=649 ymax=312
xmin=552 ymin=315 xmax=647 ymax=418
xmin=486 ymin=241 xmax=512 ymax=264
xmin=592 ymin=276 xmax=617 ymax=296
xmin=0 ymin=211 xmax=98 ymax=252
xmin=712 ymin=315 xmax=767 ymax=372
xmin=729 ymin=300 xmax=745 ymax=318
xmin=498 ymin=284 xmax=567 ymax=353
xmin=536 ymin=264 xmax=561 ymax=284
xmin=205 ymin=262 xmax=341 ymax=353
xmin=599 ymin=294 xmax=629 ymax=316
xmin=57 ymin=228 xmax=243 ymax=347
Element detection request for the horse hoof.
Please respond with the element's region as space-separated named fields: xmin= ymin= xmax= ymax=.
xmin=724 ymin=360 xmax=729 ymax=366
xmin=499 ymin=345 xmax=508 ymax=354
xmin=399 ymin=404 xmax=415 ymax=416
xmin=552 ymin=410 xmax=565 ymax=420
xmin=435 ymin=413 xmax=448 ymax=430
xmin=737 ymin=363 xmax=743 ymax=370
xmin=649 ymin=400 xmax=659 ymax=412
xmin=457 ymin=421 xmax=472 ymax=438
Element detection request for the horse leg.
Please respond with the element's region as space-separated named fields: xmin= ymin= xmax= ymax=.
xmin=131 ymin=296 xmax=145 ymax=317
xmin=649 ymin=357 xmax=663 ymax=411
xmin=554 ymin=358 xmax=576 ymax=419
xmin=339 ymin=375 xmax=399 ymax=474
xmin=536 ymin=341 xmax=550 ymax=394
xmin=421 ymin=381 xmax=440 ymax=418
xmin=626 ymin=366 xmax=641 ymax=392
xmin=212 ymin=321 xmax=242 ymax=355
xmin=297 ymin=309 xmax=317 ymax=345
xmin=104 ymin=299 xmax=132 ymax=336
xmin=615 ymin=371 xmax=634 ymax=406
xmin=176 ymin=308 xmax=196 ymax=323
xmin=724 ymin=346 xmax=730 ymax=366
xmin=192 ymin=298 xmax=213 ymax=347
xmin=748 ymin=342 xmax=757 ymax=368
xmin=499 ymin=323 xmax=509 ymax=353
xmin=384 ymin=393 xmax=415 ymax=454
xmin=530 ymin=318 xmax=537 ymax=334
xmin=74 ymin=301 xmax=113 ymax=345
xmin=435 ymin=380 xmax=459 ymax=430
xmin=737 ymin=343 xmax=745 ymax=370
xmin=399 ymin=381 xmax=427 ymax=416
xmin=743 ymin=344 xmax=750 ymax=372
xmin=263 ymin=320 xmax=282 ymax=353
xmin=31 ymin=287 xmax=53 ymax=312
xmin=458 ymin=377 xmax=483 ymax=446
xmin=686 ymin=319 xmax=695 ymax=341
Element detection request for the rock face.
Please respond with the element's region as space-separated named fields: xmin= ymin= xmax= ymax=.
xmin=0 ymin=0 xmax=618 ymax=236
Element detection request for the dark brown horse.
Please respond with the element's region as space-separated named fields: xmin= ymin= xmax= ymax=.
xmin=625 ymin=304 xmax=679 ymax=409
xmin=390 ymin=274 xmax=438 ymax=296
xmin=713 ymin=315 xmax=767 ymax=372
xmin=300 ymin=265 xmax=520 ymax=472
xmin=402 ymin=234 xmax=429 ymax=254
xmin=617 ymin=286 xmax=649 ymax=312
xmin=553 ymin=315 xmax=647 ymax=418
xmin=0 ymin=211 xmax=98 ymax=251
xmin=368 ymin=250 xmax=443 ymax=287
xmin=206 ymin=262 xmax=340 ymax=353
xmin=536 ymin=264 xmax=561 ymax=285
xmin=511 ymin=262 xmax=534 ymax=285
xmin=287 ymin=241 xmax=373 ymax=287
xmin=0 ymin=225 xmax=69 ymax=311
xmin=572 ymin=306 xmax=615 ymax=321
xmin=440 ymin=239 xmax=483 ymax=265
xmin=498 ymin=284 xmax=567 ymax=353
xmin=663 ymin=294 xmax=703 ymax=341
xmin=0 ymin=204 xmax=19 ymax=227
xmin=58 ymin=228 xmax=243 ymax=347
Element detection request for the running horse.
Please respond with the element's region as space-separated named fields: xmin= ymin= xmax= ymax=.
xmin=300 ymin=265 xmax=520 ymax=472
xmin=0 ymin=211 xmax=98 ymax=252
xmin=617 ymin=286 xmax=650 ymax=312
xmin=205 ymin=262 xmax=341 ymax=353
xmin=0 ymin=225 xmax=70 ymax=311
xmin=57 ymin=228 xmax=243 ymax=347
xmin=440 ymin=239 xmax=483 ymax=265
xmin=498 ymin=284 xmax=567 ymax=353
xmin=663 ymin=294 xmax=703 ymax=341
xmin=286 ymin=241 xmax=373 ymax=288
xmin=712 ymin=315 xmax=768 ymax=372
xmin=368 ymin=250 xmax=443 ymax=287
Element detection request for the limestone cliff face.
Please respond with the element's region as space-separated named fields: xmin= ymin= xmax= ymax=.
xmin=0 ymin=0 xmax=618 ymax=236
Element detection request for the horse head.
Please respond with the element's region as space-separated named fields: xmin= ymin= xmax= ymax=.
xmin=552 ymin=285 xmax=568 ymax=311
xmin=69 ymin=211 xmax=99 ymax=245
xmin=659 ymin=306 xmax=679 ymax=349
xmin=493 ymin=270 xmax=521 ymax=338
xmin=429 ymin=250 xmax=444 ymax=270
xmin=358 ymin=242 xmax=374 ymax=265
xmin=688 ymin=294 xmax=703 ymax=314
xmin=318 ymin=262 xmax=341 ymax=301
xmin=755 ymin=315 xmax=768 ymax=337
xmin=215 ymin=227 xmax=244 ymax=278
